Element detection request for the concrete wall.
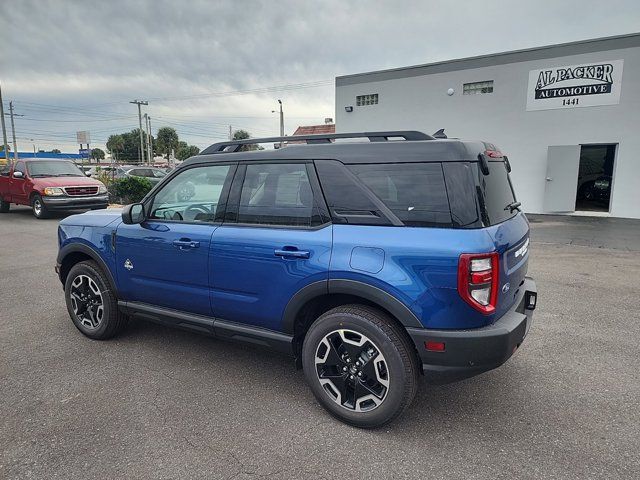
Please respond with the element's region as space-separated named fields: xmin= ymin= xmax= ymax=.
xmin=335 ymin=45 xmax=640 ymax=219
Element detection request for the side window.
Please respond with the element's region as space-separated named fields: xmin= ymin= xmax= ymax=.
xmin=237 ymin=163 xmax=318 ymax=227
xmin=14 ymin=162 xmax=26 ymax=176
xmin=0 ymin=164 xmax=10 ymax=176
xmin=150 ymin=165 xmax=232 ymax=223
xmin=348 ymin=163 xmax=452 ymax=227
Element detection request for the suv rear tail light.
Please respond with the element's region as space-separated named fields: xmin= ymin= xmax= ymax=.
xmin=458 ymin=252 xmax=499 ymax=314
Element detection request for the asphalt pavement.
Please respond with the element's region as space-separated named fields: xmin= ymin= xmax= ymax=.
xmin=1 ymin=206 xmax=639 ymax=479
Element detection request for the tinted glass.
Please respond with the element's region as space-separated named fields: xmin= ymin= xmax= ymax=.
xmin=442 ymin=162 xmax=482 ymax=228
xmin=476 ymin=160 xmax=517 ymax=225
xmin=238 ymin=163 xmax=316 ymax=226
xmin=150 ymin=165 xmax=232 ymax=223
xmin=28 ymin=161 xmax=84 ymax=177
xmin=314 ymin=160 xmax=392 ymax=226
xmin=348 ymin=163 xmax=452 ymax=227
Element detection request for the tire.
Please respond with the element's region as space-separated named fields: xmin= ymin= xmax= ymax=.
xmin=302 ymin=304 xmax=419 ymax=428
xmin=64 ymin=260 xmax=128 ymax=340
xmin=31 ymin=194 xmax=49 ymax=219
xmin=0 ymin=198 xmax=9 ymax=213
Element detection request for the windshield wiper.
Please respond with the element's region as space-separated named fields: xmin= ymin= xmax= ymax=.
xmin=31 ymin=174 xmax=58 ymax=177
xmin=57 ymin=173 xmax=82 ymax=176
xmin=504 ymin=201 xmax=521 ymax=213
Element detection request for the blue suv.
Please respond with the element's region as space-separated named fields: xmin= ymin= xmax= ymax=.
xmin=56 ymin=131 xmax=537 ymax=428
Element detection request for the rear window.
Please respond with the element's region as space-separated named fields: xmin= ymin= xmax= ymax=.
xmin=476 ymin=160 xmax=517 ymax=225
xmin=348 ymin=163 xmax=452 ymax=227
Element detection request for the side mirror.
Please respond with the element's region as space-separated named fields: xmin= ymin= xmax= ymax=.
xmin=85 ymin=172 xmax=92 ymax=177
xmin=13 ymin=171 xmax=24 ymax=178
xmin=122 ymin=203 xmax=146 ymax=225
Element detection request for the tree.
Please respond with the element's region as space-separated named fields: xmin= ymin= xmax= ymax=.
xmin=177 ymin=143 xmax=200 ymax=161
xmin=50 ymin=148 xmax=61 ymax=154
xmin=156 ymin=127 xmax=179 ymax=159
xmin=232 ymin=129 xmax=263 ymax=151
xmin=106 ymin=134 xmax=125 ymax=160
xmin=106 ymin=130 xmax=152 ymax=162
xmin=91 ymin=148 xmax=105 ymax=160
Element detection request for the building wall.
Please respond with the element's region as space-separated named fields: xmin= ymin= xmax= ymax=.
xmin=335 ymin=44 xmax=640 ymax=219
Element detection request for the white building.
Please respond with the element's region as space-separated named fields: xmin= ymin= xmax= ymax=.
xmin=335 ymin=33 xmax=640 ymax=219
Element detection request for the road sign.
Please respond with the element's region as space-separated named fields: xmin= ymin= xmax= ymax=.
xmin=79 ymin=148 xmax=90 ymax=158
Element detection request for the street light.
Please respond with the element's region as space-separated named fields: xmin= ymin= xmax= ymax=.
xmin=271 ymin=99 xmax=284 ymax=147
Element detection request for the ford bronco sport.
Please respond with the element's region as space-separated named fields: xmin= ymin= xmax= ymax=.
xmin=56 ymin=131 xmax=537 ymax=428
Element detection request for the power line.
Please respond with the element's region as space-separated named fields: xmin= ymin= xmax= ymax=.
xmin=11 ymin=79 xmax=333 ymax=110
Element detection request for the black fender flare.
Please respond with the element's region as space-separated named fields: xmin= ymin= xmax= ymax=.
xmin=57 ymin=243 xmax=118 ymax=295
xmin=281 ymin=279 xmax=423 ymax=334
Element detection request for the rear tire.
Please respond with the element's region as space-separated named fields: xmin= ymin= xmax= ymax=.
xmin=64 ymin=260 xmax=128 ymax=340
xmin=0 ymin=198 xmax=9 ymax=213
xmin=31 ymin=194 xmax=49 ymax=219
xmin=302 ymin=304 xmax=419 ymax=428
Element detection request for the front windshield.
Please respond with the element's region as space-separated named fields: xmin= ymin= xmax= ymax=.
xmin=28 ymin=161 xmax=85 ymax=177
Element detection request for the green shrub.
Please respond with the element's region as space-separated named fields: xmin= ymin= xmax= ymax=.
xmin=109 ymin=176 xmax=153 ymax=204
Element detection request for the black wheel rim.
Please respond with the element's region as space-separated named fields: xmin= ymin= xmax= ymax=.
xmin=69 ymin=274 xmax=104 ymax=330
xmin=315 ymin=329 xmax=390 ymax=412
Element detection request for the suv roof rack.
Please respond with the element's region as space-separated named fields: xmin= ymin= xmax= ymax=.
xmin=201 ymin=130 xmax=434 ymax=154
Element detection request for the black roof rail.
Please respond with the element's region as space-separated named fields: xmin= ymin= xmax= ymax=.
xmin=201 ymin=130 xmax=434 ymax=154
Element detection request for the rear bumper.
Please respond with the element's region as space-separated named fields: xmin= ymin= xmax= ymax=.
xmin=42 ymin=195 xmax=109 ymax=210
xmin=407 ymin=276 xmax=537 ymax=384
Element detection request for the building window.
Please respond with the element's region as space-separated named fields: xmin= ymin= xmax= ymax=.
xmin=356 ymin=94 xmax=379 ymax=106
xmin=463 ymin=81 xmax=494 ymax=95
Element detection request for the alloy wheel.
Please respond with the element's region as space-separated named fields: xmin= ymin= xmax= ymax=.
xmin=315 ymin=329 xmax=390 ymax=412
xmin=33 ymin=199 xmax=42 ymax=216
xmin=69 ymin=274 xmax=104 ymax=329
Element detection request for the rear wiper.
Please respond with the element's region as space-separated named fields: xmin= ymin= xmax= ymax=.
xmin=504 ymin=201 xmax=521 ymax=213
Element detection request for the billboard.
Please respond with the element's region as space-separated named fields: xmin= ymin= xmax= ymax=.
xmin=76 ymin=131 xmax=91 ymax=144
xmin=526 ymin=60 xmax=624 ymax=111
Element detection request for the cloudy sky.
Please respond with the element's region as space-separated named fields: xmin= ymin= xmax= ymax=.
xmin=2 ymin=0 xmax=639 ymax=154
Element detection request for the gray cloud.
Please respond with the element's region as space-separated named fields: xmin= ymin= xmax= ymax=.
xmin=2 ymin=0 xmax=639 ymax=151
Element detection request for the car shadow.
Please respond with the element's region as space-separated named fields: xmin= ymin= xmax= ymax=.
xmin=114 ymin=317 xmax=535 ymax=435
xmin=3 ymin=205 xmax=90 ymax=220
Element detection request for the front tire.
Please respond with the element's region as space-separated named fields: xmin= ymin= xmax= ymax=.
xmin=302 ymin=305 xmax=419 ymax=428
xmin=64 ymin=260 xmax=128 ymax=339
xmin=31 ymin=194 xmax=49 ymax=219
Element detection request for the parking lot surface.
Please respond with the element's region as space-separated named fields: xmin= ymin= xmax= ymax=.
xmin=1 ymin=206 xmax=639 ymax=479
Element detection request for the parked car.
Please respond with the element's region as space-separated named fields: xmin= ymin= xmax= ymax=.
xmin=0 ymin=159 xmax=108 ymax=218
xmin=55 ymin=131 xmax=537 ymax=427
xmin=116 ymin=166 xmax=167 ymax=184
xmin=582 ymin=175 xmax=612 ymax=203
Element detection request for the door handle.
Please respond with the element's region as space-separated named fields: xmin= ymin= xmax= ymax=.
xmin=173 ymin=239 xmax=200 ymax=250
xmin=546 ymin=177 xmax=553 ymax=181
xmin=274 ymin=248 xmax=310 ymax=259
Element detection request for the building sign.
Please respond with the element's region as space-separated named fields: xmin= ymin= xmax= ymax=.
xmin=526 ymin=60 xmax=623 ymax=111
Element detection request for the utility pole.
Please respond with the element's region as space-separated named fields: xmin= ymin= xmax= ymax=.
xmin=0 ymin=83 xmax=9 ymax=162
xmin=229 ymin=125 xmax=232 ymax=140
xmin=147 ymin=115 xmax=153 ymax=165
xmin=130 ymin=100 xmax=148 ymax=164
xmin=8 ymin=102 xmax=23 ymax=161
xmin=144 ymin=113 xmax=150 ymax=165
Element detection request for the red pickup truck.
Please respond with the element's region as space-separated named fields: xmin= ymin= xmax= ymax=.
xmin=0 ymin=159 xmax=109 ymax=219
